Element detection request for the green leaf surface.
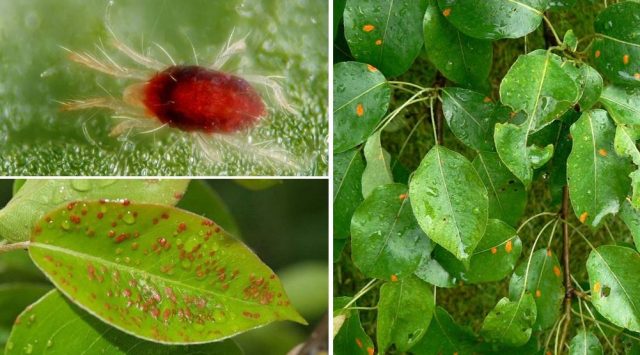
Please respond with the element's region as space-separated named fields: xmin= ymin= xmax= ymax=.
xmin=410 ymin=307 xmax=479 ymax=355
xmin=567 ymin=110 xmax=630 ymax=227
xmin=578 ymin=65 xmax=604 ymax=111
xmin=333 ymin=297 xmax=375 ymax=355
xmin=0 ymin=0 xmax=328 ymax=176
xmin=473 ymin=151 xmax=527 ymax=226
xmin=414 ymin=255 xmax=455 ymax=288
xmin=509 ymin=249 xmax=564 ymax=330
xmin=436 ymin=0 xmax=548 ymax=40
xmin=0 ymin=283 xmax=51 ymax=348
xmin=176 ymin=181 xmax=240 ymax=237
xmin=344 ymin=0 xmax=427 ymax=77
xmin=361 ymin=132 xmax=394 ymax=198
xmin=587 ymin=245 xmax=640 ymax=332
xmin=614 ymin=124 xmax=640 ymax=209
xmin=351 ymin=184 xmax=429 ymax=281
xmin=0 ymin=179 xmax=188 ymax=242
xmin=233 ymin=180 xmax=281 ymax=191
xmin=435 ymin=219 xmax=522 ymax=284
xmin=568 ymin=330 xmax=604 ymax=355
xmin=500 ymin=51 xmax=579 ymax=130
xmin=564 ymin=30 xmax=578 ymax=52
xmin=423 ymin=1 xmax=493 ymax=87
xmin=376 ymin=276 xmax=434 ymax=353
xmin=334 ymin=148 xmax=365 ymax=240
xmin=592 ymin=1 xmax=640 ymax=87
xmin=619 ymin=200 xmax=640 ymax=252
xmin=494 ymin=120 xmax=554 ymax=188
xmin=409 ymin=145 xmax=489 ymax=262
xmin=28 ymin=201 xmax=304 ymax=344
xmin=5 ymin=290 xmax=242 ymax=354
xmin=600 ymin=85 xmax=640 ymax=126
xmin=480 ymin=294 xmax=537 ymax=347
xmin=441 ymin=88 xmax=502 ymax=151
xmin=333 ymin=61 xmax=391 ymax=153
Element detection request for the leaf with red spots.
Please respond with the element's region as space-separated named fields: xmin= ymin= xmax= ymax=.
xmin=176 ymin=180 xmax=240 ymax=237
xmin=343 ymin=0 xmax=427 ymax=77
xmin=586 ymin=245 xmax=640 ymax=332
xmin=423 ymin=1 xmax=493 ymax=88
xmin=376 ymin=276 xmax=434 ymax=353
xmin=434 ymin=219 xmax=522 ymax=284
xmin=436 ymin=0 xmax=548 ymax=40
xmin=28 ymin=201 xmax=305 ymax=344
xmin=333 ymin=297 xmax=375 ymax=355
xmin=567 ymin=110 xmax=631 ymax=227
xmin=480 ymin=293 xmax=536 ymax=347
xmin=508 ymin=249 xmax=564 ymax=331
xmin=0 ymin=179 xmax=189 ymax=243
xmin=592 ymin=1 xmax=640 ymax=87
xmin=5 ymin=290 xmax=242 ymax=354
xmin=333 ymin=61 xmax=391 ymax=153
xmin=351 ymin=183 xmax=430 ymax=281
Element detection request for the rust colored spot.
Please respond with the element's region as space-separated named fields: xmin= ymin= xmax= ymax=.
xmin=70 ymin=215 xmax=81 ymax=224
xmin=67 ymin=202 xmax=76 ymax=210
xmin=375 ymin=39 xmax=382 ymax=46
xmin=177 ymin=223 xmax=187 ymax=232
xmin=593 ymin=281 xmax=601 ymax=293
xmin=624 ymin=54 xmax=630 ymax=65
xmin=483 ymin=96 xmax=492 ymax=103
xmin=579 ymin=212 xmax=588 ymax=223
xmin=535 ymin=289 xmax=541 ymax=298
xmin=362 ymin=24 xmax=375 ymax=32
xmin=390 ymin=274 xmax=398 ymax=282
xmin=174 ymin=192 xmax=184 ymax=200
xmin=442 ymin=8 xmax=451 ymax=17
xmin=144 ymin=66 xmax=265 ymax=133
xmin=547 ymin=248 xmax=552 ymax=257
xmin=553 ymin=265 xmax=561 ymax=277
xmin=399 ymin=193 xmax=408 ymax=200
xmin=122 ymin=289 xmax=132 ymax=298
xmin=595 ymin=50 xmax=601 ymax=58
xmin=115 ymin=233 xmax=129 ymax=243
xmin=356 ymin=338 xmax=363 ymax=348
xmin=490 ymin=247 xmax=497 ymax=254
xmin=367 ymin=64 xmax=377 ymax=72
xmin=356 ymin=103 xmax=364 ymax=117
xmin=367 ymin=347 xmax=375 ymax=355
xmin=598 ymin=148 xmax=607 ymax=157
xmin=505 ymin=240 xmax=513 ymax=253
xmin=97 ymin=212 xmax=104 ymax=219
xmin=122 ymin=199 xmax=130 ymax=206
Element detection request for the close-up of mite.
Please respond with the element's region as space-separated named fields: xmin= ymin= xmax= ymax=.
xmin=60 ymin=5 xmax=301 ymax=171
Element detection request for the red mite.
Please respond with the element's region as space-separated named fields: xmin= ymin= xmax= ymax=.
xmin=143 ymin=65 xmax=266 ymax=133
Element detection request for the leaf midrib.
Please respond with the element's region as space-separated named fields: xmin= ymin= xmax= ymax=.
xmin=377 ymin=0 xmax=395 ymax=70
xmin=595 ymin=33 xmax=640 ymax=49
xmin=600 ymin=95 xmax=640 ymax=115
xmin=587 ymin=112 xmax=600 ymax=218
xmin=370 ymin=194 xmax=410 ymax=266
xmin=334 ymin=82 xmax=387 ymax=114
xmin=442 ymin=89 xmax=482 ymax=128
xmin=31 ymin=242 xmax=268 ymax=308
xmin=335 ymin=148 xmax=362 ymax=203
xmin=434 ymin=147 xmax=465 ymax=257
xmin=477 ymin=154 xmax=504 ymax=212
xmin=505 ymin=0 xmax=543 ymax=16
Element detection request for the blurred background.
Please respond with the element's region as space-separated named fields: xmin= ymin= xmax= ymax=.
xmin=0 ymin=179 xmax=328 ymax=354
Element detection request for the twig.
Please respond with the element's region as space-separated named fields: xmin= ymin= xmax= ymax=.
xmin=0 ymin=241 xmax=30 ymax=254
xmin=292 ymin=313 xmax=328 ymax=355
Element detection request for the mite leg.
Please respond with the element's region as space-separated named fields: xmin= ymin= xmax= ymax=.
xmin=212 ymin=133 xmax=302 ymax=172
xmin=109 ymin=117 xmax=161 ymax=137
xmin=242 ymin=74 xmax=298 ymax=115
xmin=59 ymin=97 xmax=135 ymax=113
xmin=195 ymin=133 xmax=224 ymax=163
xmin=109 ymin=38 xmax=166 ymax=71
xmin=211 ymin=29 xmax=248 ymax=69
xmin=62 ymin=47 xmax=146 ymax=80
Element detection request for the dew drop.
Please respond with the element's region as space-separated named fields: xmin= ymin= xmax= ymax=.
xmin=25 ymin=343 xmax=33 ymax=354
xmin=185 ymin=237 xmax=199 ymax=252
xmin=70 ymin=180 xmax=92 ymax=192
xmin=60 ymin=220 xmax=71 ymax=231
xmin=122 ymin=211 xmax=136 ymax=225
xmin=46 ymin=340 xmax=53 ymax=348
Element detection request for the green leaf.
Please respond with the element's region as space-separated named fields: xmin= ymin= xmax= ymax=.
xmin=343 ymin=0 xmax=427 ymax=77
xmin=414 ymin=252 xmax=455 ymax=288
xmin=334 ymin=148 xmax=366 ymax=240
xmin=480 ymin=294 xmax=537 ymax=347
xmin=592 ymin=1 xmax=640 ymax=87
xmin=578 ymin=65 xmax=604 ymax=111
xmin=333 ymin=61 xmax=391 ymax=153
xmin=0 ymin=283 xmax=51 ymax=348
xmin=5 ymin=290 xmax=242 ymax=354
xmin=509 ymin=249 xmax=564 ymax=330
xmin=409 ymin=145 xmax=489 ymax=262
xmin=614 ymin=124 xmax=640 ymax=208
xmin=410 ymin=307 xmax=479 ymax=355
xmin=233 ymin=180 xmax=281 ymax=191
xmin=473 ymin=151 xmax=527 ymax=226
xmin=0 ymin=0 xmax=327 ymax=176
xmin=564 ymin=30 xmax=578 ymax=52
xmin=441 ymin=88 xmax=502 ymax=151
xmin=587 ymin=245 xmax=640 ymax=332
xmin=177 ymin=180 xmax=240 ymax=237
xmin=500 ymin=51 xmax=580 ymax=130
xmin=423 ymin=1 xmax=493 ymax=87
xmin=377 ymin=276 xmax=434 ymax=353
xmin=568 ymin=330 xmax=604 ymax=355
xmin=494 ymin=120 xmax=554 ymax=188
xmin=28 ymin=201 xmax=304 ymax=344
xmin=600 ymin=85 xmax=640 ymax=126
xmin=435 ymin=219 xmax=522 ymax=284
xmin=0 ymin=179 xmax=189 ymax=242
xmin=619 ymin=200 xmax=640 ymax=252
xmin=333 ymin=297 xmax=375 ymax=355
xmin=567 ymin=110 xmax=630 ymax=227
xmin=361 ymin=132 xmax=394 ymax=198
xmin=436 ymin=0 xmax=548 ymax=40
xmin=351 ymin=184 xmax=429 ymax=281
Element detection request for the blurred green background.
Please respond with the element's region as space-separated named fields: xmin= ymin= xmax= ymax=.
xmin=0 ymin=179 xmax=329 ymax=354
xmin=0 ymin=0 xmax=328 ymax=176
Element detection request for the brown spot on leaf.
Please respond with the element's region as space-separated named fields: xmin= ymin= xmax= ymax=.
xmin=356 ymin=103 xmax=364 ymax=117
xmin=362 ymin=24 xmax=375 ymax=32
xmin=553 ymin=265 xmax=561 ymax=277
xmin=595 ymin=50 xmax=601 ymax=58
xmin=579 ymin=212 xmax=588 ymax=223
xmin=442 ymin=8 xmax=451 ymax=17
xmin=505 ymin=240 xmax=513 ymax=253
xmin=624 ymin=54 xmax=630 ymax=65
xmin=535 ymin=289 xmax=541 ymax=298
xmin=390 ymin=274 xmax=398 ymax=282
xmin=356 ymin=338 xmax=363 ymax=348
xmin=490 ymin=247 xmax=497 ymax=254
xmin=598 ymin=148 xmax=607 ymax=157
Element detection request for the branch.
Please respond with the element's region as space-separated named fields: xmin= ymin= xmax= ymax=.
xmin=559 ymin=186 xmax=572 ymax=353
xmin=288 ymin=313 xmax=328 ymax=355
xmin=0 ymin=241 xmax=29 ymax=254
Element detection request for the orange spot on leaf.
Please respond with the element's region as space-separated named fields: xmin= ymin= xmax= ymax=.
xmin=491 ymin=247 xmax=497 ymax=254
xmin=579 ymin=212 xmax=588 ymax=223
xmin=356 ymin=338 xmax=363 ymax=348
xmin=367 ymin=64 xmax=378 ymax=72
xmin=363 ymin=24 xmax=375 ymax=32
xmin=546 ymin=248 xmax=552 ymax=257
xmin=535 ymin=289 xmax=541 ymax=298
xmin=367 ymin=347 xmax=375 ymax=355
xmin=594 ymin=281 xmax=601 ymax=293
xmin=598 ymin=148 xmax=607 ymax=157
xmin=483 ymin=96 xmax=493 ymax=103
xmin=399 ymin=193 xmax=408 ymax=200
xmin=375 ymin=39 xmax=382 ymax=46
xmin=553 ymin=265 xmax=561 ymax=277
xmin=356 ymin=103 xmax=364 ymax=117
xmin=442 ymin=8 xmax=452 ymax=17
xmin=505 ymin=240 xmax=513 ymax=253
xmin=390 ymin=274 xmax=398 ymax=282
xmin=624 ymin=54 xmax=630 ymax=65
xmin=595 ymin=50 xmax=601 ymax=58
